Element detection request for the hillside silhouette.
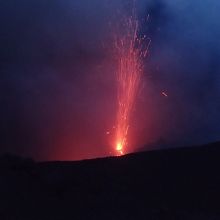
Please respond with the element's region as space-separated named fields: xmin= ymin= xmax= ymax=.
xmin=0 ymin=142 xmax=220 ymax=219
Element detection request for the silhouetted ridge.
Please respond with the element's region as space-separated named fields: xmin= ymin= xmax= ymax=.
xmin=0 ymin=142 xmax=220 ymax=219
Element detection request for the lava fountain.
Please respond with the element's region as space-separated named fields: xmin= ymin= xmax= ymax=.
xmin=114 ymin=13 xmax=150 ymax=156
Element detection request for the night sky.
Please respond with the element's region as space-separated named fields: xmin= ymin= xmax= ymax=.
xmin=1 ymin=0 xmax=220 ymax=161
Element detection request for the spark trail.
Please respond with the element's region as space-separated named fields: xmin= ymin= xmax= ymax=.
xmin=114 ymin=13 xmax=150 ymax=155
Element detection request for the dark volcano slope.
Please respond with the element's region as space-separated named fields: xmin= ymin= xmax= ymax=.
xmin=0 ymin=142 xmax=220 ymax=220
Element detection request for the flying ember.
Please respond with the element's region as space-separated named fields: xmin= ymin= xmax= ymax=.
xmin=114 ymin=12 xmax=150 ymax=156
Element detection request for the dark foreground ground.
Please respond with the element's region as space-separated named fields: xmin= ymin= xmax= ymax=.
xmin=0 ymin=142 xmax=220 ymax=220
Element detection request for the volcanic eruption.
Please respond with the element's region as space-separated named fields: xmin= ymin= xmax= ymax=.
xmin=114 ymin=12 xmax=150 ymax=156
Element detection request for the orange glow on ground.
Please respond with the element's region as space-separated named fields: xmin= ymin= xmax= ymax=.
xmin=116 ymin=142 xmax=124 ymax=155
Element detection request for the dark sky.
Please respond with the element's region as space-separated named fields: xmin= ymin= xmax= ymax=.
xmin=1 ymin=0 xmax=220 ymax=161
